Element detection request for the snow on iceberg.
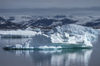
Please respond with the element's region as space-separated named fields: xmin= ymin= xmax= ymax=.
xmin=4 ymin=24 xmax=99 ymax=50
xmin=0 ymin=30 xmax=41 ymax=38
xmin=49 ymin=24 xmax=98 ymax=47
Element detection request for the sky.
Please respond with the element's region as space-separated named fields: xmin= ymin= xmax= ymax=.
xmin=0 ymin=0 xmax=100 ymax=9
xmin=0 ymin=0 xmax=100 ymax=16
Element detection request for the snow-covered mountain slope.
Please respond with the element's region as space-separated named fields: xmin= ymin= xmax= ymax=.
xmin=0 ymin=17 xmax=21 ymax=29
xmin=3 ymin=24 xmax=99 ymax=49
xmin=1 ymin=15 xmax=100 ymax=29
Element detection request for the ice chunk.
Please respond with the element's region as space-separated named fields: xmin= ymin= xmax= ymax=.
xmin=4 ymin=24 xmax=98 ymax=49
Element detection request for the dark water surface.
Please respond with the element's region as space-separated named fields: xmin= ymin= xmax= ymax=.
xmin=0 ymin=36 xmax=100 ymax=66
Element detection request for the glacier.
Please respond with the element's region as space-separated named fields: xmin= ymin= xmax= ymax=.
xmin=3 ymin=24 xmax=99 ymax=50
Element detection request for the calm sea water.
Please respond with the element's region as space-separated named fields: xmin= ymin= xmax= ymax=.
xmin=0 ymin=36 xmax=100 ymax=66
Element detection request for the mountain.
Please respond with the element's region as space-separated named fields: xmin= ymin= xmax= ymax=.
xmin=0 ymin=17 xmax=21 ymax=29
xmin=0 ymin=15 xmax=100 ymax=30
xmin=84 ymin=18 xmax=100 ymax=28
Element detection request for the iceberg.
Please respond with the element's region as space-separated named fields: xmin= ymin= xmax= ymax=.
xmin=49 ymin=24 xmax=98 ymax=47
xmin=0 ymin=30 xmax=41 ymax=38
xmin=3 ymin=24 xmax=99 ymax=50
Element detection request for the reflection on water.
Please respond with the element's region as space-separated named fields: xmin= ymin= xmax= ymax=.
xmin=7 ymin=49 xmax=92 ymax=66
xmin=0 ymin=38 xmax=93 ymax=66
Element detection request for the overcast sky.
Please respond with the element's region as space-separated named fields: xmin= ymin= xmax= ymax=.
xmin=0 ymin=0 xmax=100 ymax=9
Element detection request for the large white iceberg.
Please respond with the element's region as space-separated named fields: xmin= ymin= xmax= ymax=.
xmin=4 ymin=24 xmax=99 ymax=49
xmin=49 ymin=24 xmax=98 ymax=46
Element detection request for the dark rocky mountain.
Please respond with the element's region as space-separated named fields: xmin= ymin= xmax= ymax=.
xmin=0 ymin=17 xmax=21 ymax=29
xmin=84 ymin=18 xmax=100 ymax=29
xmin=0 ymin=15 xmax=100 ymax=30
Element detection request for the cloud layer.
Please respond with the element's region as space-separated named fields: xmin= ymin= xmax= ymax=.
xmin=0 ymin=0 xmax=100 ymax=9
